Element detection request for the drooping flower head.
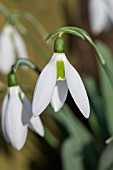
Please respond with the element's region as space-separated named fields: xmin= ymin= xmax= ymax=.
xmin=2 ymin=72 xmax=44 ymax=150
xmin=0 ymin=23 xmax=28 ymax=74
xmin=32 ymin=37 xmax=90 ymax=118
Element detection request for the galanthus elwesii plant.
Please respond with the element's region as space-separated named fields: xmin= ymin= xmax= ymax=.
xmin=0 ymin=23 xmax=28 ymax=74
xmin=1 ymin=60 xmax=44 ymax=150
xmin=2 ymin=2 xmax=113 ymax=169
xmin=32 ymin=36 xmax=90 ymax=118
xmin=2 ymin=22 xmax=113 ymax=154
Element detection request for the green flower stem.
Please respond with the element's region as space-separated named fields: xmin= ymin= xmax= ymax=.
xmin=21 ymin=12 xmax=53 ymax=48
xmin=83 ymin=36 xmax=113 ymax=86
xmin=15 ymin=22 xmax=49 ymax=60
xmin=90 ymin=42 xmax=113 ymax=86
xmin=85 ymin=40 xmax=106 ymax=66
xmin=0 ymin=3 xmax=20 ymax=25
xmin=22 ymin=12 xmax=47 ymax=39
xmin=0 ymin=2 xmax=10 ymax=17
xmin=11 ymin=58 xmax=40 ymax=74
xmin=8 ymin=58 xmax=40 ymax=86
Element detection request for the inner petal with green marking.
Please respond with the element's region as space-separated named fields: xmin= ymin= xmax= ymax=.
xmin=56 ymin=60 xmax=65 ymax=80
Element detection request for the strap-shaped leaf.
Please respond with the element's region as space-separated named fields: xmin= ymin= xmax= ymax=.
xmin=61 ymin=137 xmax=84 ymax=170
xmin=48 ymin=103 xmax=91 ymax=144
xmin=98 ymin=142 xmax=113 ymax=170
xmin=97 ymin=41 xmax=113 ymax=135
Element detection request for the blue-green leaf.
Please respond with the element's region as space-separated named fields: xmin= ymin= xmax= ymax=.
xmin=83 ymin=76 xmax=109 ymax=141
xmin=48 ymin=104 xmax=91 ymax=144
xmin=96 ymin=41 xmax=113 ymax=135
xmin=61 ymin=137 xmax=84 ymax=170
xmin=98 ymin=142 xmax=113 ymax=170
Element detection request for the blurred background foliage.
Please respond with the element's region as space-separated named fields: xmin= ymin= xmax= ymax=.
xmin=0 ymin=0 xmax=113 ymax=170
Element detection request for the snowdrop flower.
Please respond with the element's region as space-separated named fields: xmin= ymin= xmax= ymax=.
xmin=32 ymin=37 xmax=90 ymax=118
xmin=89 ymin=0 xmax=113 ymax=34
xmin=2 ymin=80 xmax=44 ymax=150
xmin=0 ymin=23 xmax=28 ymax=74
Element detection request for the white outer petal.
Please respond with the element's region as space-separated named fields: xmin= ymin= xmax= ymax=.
xmin=0 ymin=24 xmax=15 ymax=74
xmin=1 ymin=93 xmax=10 ymax=142
xmin=88 ymin=0 xmax=109 ymax=34
xmin=64 ymin=55 xmax=90 ymax=118
xmin=21 ymin=92 xmax=44 ymax=136
xmin=51 ymin=80 xmax=68 ymax=112
xmin=32 ymin=53 xmax=57 ymax=116
xmin=29 ymin=116 xmax=44 ymax=137
xmin=5 ymin=86 xmax=28 ymax=150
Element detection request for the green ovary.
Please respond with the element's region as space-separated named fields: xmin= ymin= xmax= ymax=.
xmin=56 ymin=60 xmax=65 ymax=80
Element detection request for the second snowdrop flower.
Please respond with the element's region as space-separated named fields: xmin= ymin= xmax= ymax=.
xmin=2 ymin=73 xmax=44 ymax=150
xmin=0 ymin=23 xmax=28 ymax=74
xmin=32 ymin=37 xmax=90 ymax=118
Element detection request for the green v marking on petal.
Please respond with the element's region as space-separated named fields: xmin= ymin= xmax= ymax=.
xmin=56 ymin=60 xmax=65 ymax=80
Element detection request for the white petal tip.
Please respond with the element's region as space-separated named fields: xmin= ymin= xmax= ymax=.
xmin=37 ymin=123 xmax=44 ymax=137
xmin=54 ymin=110 xmax=58 ymax=112
xmin=54 ymin=108 xmax=60 ymax=112
xmin=12 ymin=143 xmax=23 ymax=151
xmin=82 ymin=107 xmax=90 ymax=119
xmin=84 ymin=113 xmax=90 ymax=119
xmin=16 ymin=147 xmax=22 ymax=151
xmin=51 ymin=104 xmax=60 ymax=112
xmin=29 ymin=116 xmax=45 ymax=137
xmin=39 ymin=130 xmax=44 ymax=137
xmin=37 ymin=124 xmax=45 ymax=137
xmin=35 ymin=126 xmax=44 ymax=137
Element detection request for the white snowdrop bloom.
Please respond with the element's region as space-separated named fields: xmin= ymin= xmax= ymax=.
xmin=0 ymin=24 xmax=28 ymax=74
xmin=32 ymin=37 xmax=90 ymax=118
xmin=89 ymin=0 xmax=113 ymax=34
xmin=2 ymin=86 xmax=44 ymax=150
